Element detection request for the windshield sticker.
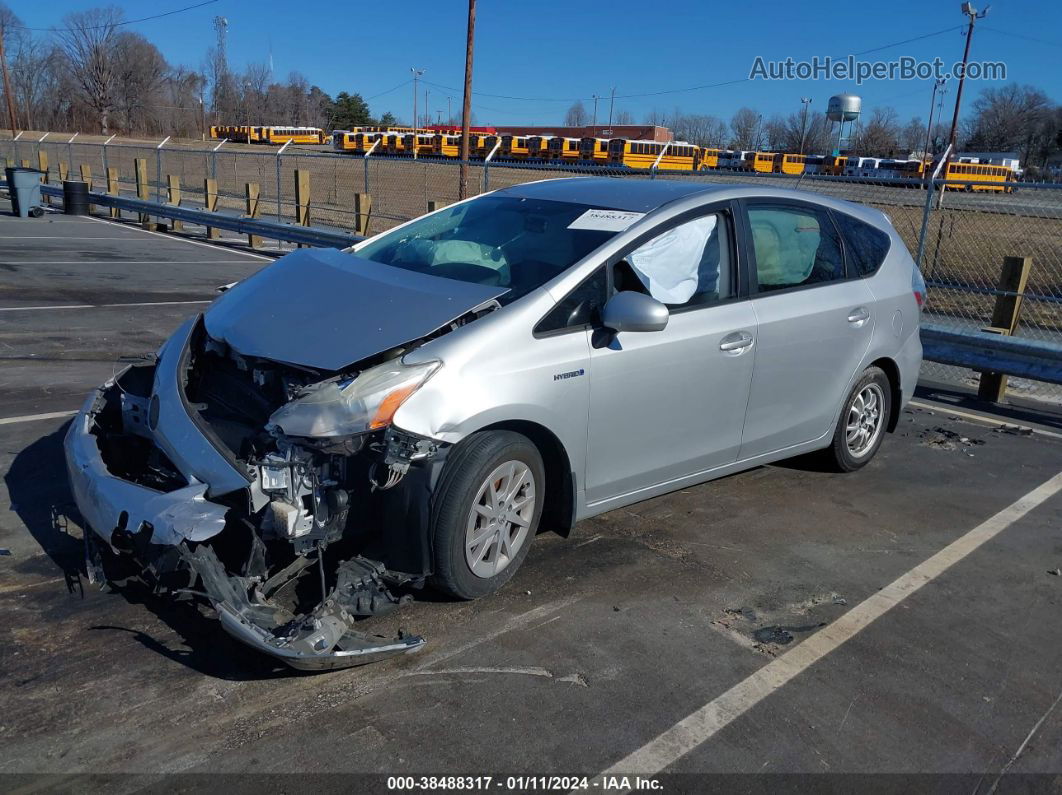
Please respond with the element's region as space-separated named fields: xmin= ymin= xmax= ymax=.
xmin=568 ymin=209 xmax=645 ymax=232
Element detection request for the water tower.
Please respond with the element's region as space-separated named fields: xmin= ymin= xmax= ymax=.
xmin=826 ymin=93 xmax=861 ymax=155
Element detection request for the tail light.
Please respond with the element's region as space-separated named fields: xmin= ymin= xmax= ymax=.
xmin=912 ymin=264 xmax=927 ymax=310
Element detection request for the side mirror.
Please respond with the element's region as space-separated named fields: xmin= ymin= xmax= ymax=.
xmin=601 ymin=291 xmax=669 ymax=333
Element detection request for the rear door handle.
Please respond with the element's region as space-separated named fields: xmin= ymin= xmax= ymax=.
xmin=719 ymin=331 xmax=754 ymax=353
xmin=847 ymin=307 xmax=871 ymax=324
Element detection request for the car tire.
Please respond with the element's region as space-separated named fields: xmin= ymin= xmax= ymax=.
xmin=825 ymin=366 xmax=892 ymax=473
xmin=429 ymin=431 xmax=545 ymax=600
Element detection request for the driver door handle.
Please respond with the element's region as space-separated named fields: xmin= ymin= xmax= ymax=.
xmin=719 ymin=331 xmax=754 ymax=353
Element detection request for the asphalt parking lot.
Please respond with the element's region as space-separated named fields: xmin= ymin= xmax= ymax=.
xmin=1 ymin=205 xmax=1061 ymax=790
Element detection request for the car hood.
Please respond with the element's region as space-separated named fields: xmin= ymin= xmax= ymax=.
xmin=203 ymin=248 xmax=508 ymax=371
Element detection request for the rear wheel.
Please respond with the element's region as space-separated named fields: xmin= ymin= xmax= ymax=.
xmin=825 ymin=366 xmax=891 ymax=472
xmin=430 ymin=431 xmax=544 ymax=600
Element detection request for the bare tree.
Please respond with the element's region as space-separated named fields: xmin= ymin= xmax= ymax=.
xmin=964 ymin=84 xmax=1054 ymax=165
xmin=853 ymin=107 xmax=901 ymax=156
xmin=730 ymin=107 xmax=761 ymax=149
xmin=56 ymin=6 xmax=123 ymax=133
xmin=564 ymin=100 xmax=588 ymax=127
xmin=113 ymin=32 xmax=167 ymax=133
xmin=612 ymin=109 xmax=634 ymax=125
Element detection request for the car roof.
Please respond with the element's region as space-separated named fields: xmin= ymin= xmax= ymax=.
xmin=495 ymin=177 xmax=727 ymax=212
xmin=492 ymin=177 xmax=892 ymax=231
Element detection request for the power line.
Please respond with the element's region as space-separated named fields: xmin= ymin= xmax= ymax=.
xmin=980 ymin=25 xmax=1062 ymax=50
xmin=365 ymin=79 xmax=412 ymax=101
xmin=421 ymin=25 xmax=964 ymax=106
xmin=13 ymin=0 xmax=219 ymax=32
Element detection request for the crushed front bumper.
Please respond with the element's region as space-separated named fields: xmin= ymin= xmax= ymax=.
xmin=64 ymin=321 xmax=426 ymax=671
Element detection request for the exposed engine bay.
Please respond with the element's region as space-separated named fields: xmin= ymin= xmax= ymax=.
xmin=75 ymin=303 xmax=494 ymax=671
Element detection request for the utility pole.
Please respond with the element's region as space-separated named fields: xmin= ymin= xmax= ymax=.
xmin=424 ymin=88 xmax=429 ymax=129
xmin=411 ymin=67 xmax=425 ymax=159
xmin=0 ymin=21 xmax=19 ymax=139
xmin=922 ymin=78 xmax=945 ymax=161
xmin=607 ymin=87 xmax=615 ymax=131
xmin=591 ymin=94 xmax=599 ymax=135
xmin=948 ymin=3 xmax=987 ymax=156
xmin=447 ymin=96 xmax=452 ymax=126
xmin=798 ymin=97 xmax=812 ymax=155
xmin=458 ymin=0 xmax=476 ymax=200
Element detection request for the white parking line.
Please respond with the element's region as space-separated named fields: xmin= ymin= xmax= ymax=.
xmin=0 ymin=300 xmax=211 ymax=312
xmin=0 ymin=410 xmax=77 ymax=426
xmin=909 ymin=399 xmax=1062 ymax=441
xmin=590 ymin=470 xmax=1062 ymax=785
xmin=83 ymin=214 xmax=273 ymax=261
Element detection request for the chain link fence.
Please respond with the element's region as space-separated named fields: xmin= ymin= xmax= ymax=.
xmin=10 ymin=135 xmax=1061 ymax=403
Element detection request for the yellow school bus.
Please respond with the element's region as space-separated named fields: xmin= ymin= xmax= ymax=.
xmin=381 ymin=132 xmax=408 ymax=156
xmin=746 ymin=151 xmax=776 ymax=173
xmin=547 ymin=137 xmax=581 ymax=162
xmin=578 ymin=137 xmax=610 ymax=164
xmin=774 ymin=153 xmax=807 ymax=175
xmin=696 ymin=148 xmax=722 ymax=169
xmin=943 ymin=161 xmax=1014 ymax=192
xmin=607 ymin=139 xmax=699 ymax=171
xmin=527 ymin=136 xmax=552 ymax=160
xmin=433 ymin=133 xmax=462 ymax=158
xmin=823 ymin=155 xmax=848 ymax=176
xmin=401 ymin=133 xmax=435 ymax=157
xmin=259 ymin=126 xmax=325 ymax=145
xmin=500 ymin=135 xmax=531 ymax=160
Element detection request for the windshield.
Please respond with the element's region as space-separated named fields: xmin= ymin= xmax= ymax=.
xmin=355 ymin=196 xmax=622 ymax=303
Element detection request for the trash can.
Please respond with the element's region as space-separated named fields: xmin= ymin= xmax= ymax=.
xmin=5 ymin=167 xmax=45 ymax=218
xmin=63 ymin=180 xmax=90 ymax=215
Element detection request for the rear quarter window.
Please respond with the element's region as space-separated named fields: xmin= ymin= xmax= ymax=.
xmin=834 ymin=212 xmax=892 ymax=277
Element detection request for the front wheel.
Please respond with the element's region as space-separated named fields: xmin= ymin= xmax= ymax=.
xmin=429 ymin=431 xmax=544 ymax=600
xmin=824 ymin=367 xmax=891 ymax=472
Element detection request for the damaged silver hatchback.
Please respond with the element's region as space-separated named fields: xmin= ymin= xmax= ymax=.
xmin=66 ymin=178 xmax=923 ymax=670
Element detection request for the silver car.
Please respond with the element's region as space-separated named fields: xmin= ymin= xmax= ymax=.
xmin=65 ymin=178 xmax=925 ymax=670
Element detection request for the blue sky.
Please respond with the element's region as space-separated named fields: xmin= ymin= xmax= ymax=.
xmin=12 ymin=0 xmax=1062 ymax=127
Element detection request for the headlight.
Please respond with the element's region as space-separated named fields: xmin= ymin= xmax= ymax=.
xmin=268 ymin=359 xmax=441 ymax=438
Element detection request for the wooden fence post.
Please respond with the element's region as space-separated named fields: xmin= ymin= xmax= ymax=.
xmin=107 ymin=167 xmax=120 ymax=219
xmin=294 ymin=169 xmax=310 ymax=247
xmin=426 ymin=200 xmax=445 ymax=213
xmin=204 ymin=178 xmax=219 ymax=239
xmin=80 ymin=164 xmax=95 ymax=214
xmin=37 ymin=150 xmax=49 ymax=205
xmin=354 ymin=192 xmax=371 ymax=236
xmin=167 ymin=175 xmax=183 ymax=232
xmin=20 ymin=159 xmax=29 ymax=168
xmin=58 ymin=162 xmax=69 ymax=183
xmin=244 ymin=182 xmax=261 ymax=248
xmin=977 ymin=255 xmax=1033 ymax=403
xmin=134 ymin=158 xmax=150 ymax=227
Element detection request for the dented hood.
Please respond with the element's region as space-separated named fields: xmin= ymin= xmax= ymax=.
xmin=203 ymin=248 xmax=508 ymax=371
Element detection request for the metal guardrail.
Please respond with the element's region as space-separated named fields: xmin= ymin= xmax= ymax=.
xmin=34 ymin=182 xmax=364 ymax=249
xmin=921 ymin=323 xmax=1062 ymax=385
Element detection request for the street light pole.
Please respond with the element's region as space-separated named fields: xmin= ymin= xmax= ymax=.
xmin=947 ymin=3 xmax=987 ymax=156
xmin=458 ymin=0 xmax=476 ymax=200
xmin=411 ymin=67 xmax=425 ymax=159
xmin=922 ymin=78 xmax=945 ymax=161
xmin=798 ymin=97 xmax=812 ymax=155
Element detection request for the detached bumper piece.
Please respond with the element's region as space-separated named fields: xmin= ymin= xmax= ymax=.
xmin=183 ymin=545 xmax=425 ymax=671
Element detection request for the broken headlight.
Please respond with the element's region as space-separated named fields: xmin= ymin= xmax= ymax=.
xmin=267 ymin=359 xmax=441 ymax=438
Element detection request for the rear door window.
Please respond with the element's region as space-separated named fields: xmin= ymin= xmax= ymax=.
xmin=746 ymin=203 xmax=845 ymax=292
